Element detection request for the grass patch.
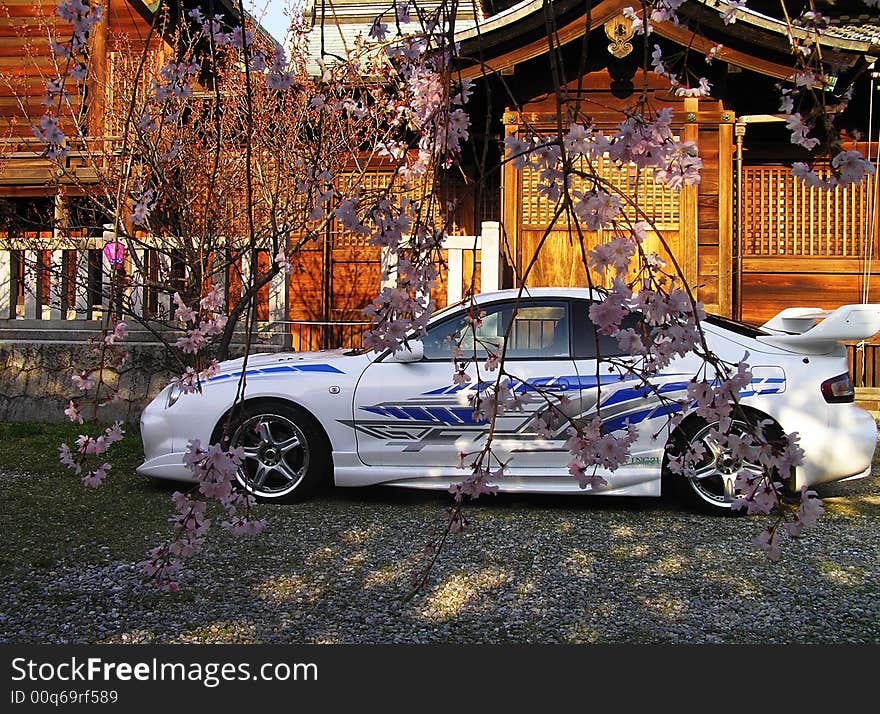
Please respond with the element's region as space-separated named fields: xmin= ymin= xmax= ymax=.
xmin=0 ymin=422 xmax=173 ymax=568
xmin=0 ymin=421 xmax=144 ymax=478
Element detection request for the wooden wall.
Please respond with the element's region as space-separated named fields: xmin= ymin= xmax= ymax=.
xmin=739 ymin=160 xmax=880 ymax=325
xmin=501 ymin=70 xmax=734 ymax=316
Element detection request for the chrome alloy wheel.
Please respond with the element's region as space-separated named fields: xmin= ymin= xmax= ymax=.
xmin=684 ymin=419 xmax=764 ymax=510
xmin=230 ymin=413 xmax=310 ymax=498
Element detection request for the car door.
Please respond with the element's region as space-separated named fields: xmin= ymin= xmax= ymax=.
xmin=569 ymin=299 xmax=689 ymax=487
xmin=352 ymin=298 xmax=582 ymax=470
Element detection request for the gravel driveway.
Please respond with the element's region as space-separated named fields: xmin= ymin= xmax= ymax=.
xmin=2 ymin=471 xmax=878 ymax=644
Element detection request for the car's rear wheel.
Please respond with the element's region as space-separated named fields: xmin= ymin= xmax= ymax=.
xmin=222 ymin=402 xmax=329 ymax=502
xmin=664 ymin=413 xmax=776 ymax=515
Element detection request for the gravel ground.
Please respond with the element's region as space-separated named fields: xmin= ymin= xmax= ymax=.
xmin=2 ymin=472 xmax=879 ymax=644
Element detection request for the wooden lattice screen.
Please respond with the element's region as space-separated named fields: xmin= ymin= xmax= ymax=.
xmin=330 ymin=170 xmax=432 ymax=248
xmin=742 ymin=166 xmax=875 ymax=257
xmin=520 ymin=157 xmax=681 ymax=230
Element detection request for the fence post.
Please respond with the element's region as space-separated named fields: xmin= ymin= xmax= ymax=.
xmin=479 ymin=221 xmax=501 ymax=293
xmin=380 ymin=246 xmax=397 ymax=290
xmin=446 ymin=247 xmax=463 ymax=304
xmin=24 ymin=250 xmax=37 ymax=319
xmin=0 ymin=251 xmax=10 ymax=319
xmin=156 ymin=250 xmax=171 ymax=321
xmin=49 ymin=250 xmax=63 ymax=319
xmin=75 ymin=249 xmax=90 ymax=319
xmin=129 ymin=248 xmax=144 ymax=319
xmin=269 ymin=264 xmax=286 ymax=323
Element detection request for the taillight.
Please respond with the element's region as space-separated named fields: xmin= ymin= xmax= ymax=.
xmin=821 ymin=373 xmax=855 ymax=403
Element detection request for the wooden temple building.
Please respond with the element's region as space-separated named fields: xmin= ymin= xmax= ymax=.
xmin=1 ymin=0 xmax=879 ymax=350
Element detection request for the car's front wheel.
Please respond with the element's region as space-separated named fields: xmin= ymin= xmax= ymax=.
xmin=221 ymin=402 xmax=330 ymax=502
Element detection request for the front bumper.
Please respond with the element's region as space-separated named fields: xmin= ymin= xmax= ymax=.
xmin=136 ymin=452 xmax=195 ymax=482
xmin=137 ymin=385 xmax=198 ymax=482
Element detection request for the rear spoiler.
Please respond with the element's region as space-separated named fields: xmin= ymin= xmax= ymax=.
xmin=757 ymin=304 xmax=880 ymax=354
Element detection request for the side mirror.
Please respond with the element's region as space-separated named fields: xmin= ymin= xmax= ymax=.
xmin=391 ymin=340 xmax=425 ymax=363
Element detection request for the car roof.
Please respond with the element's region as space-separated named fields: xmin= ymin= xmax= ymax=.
xmin=469 ymin=288 xmax=600 ymax=303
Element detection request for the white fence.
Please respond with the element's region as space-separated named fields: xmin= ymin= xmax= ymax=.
xmin=0 ymin=221 xmax=504 ymax=323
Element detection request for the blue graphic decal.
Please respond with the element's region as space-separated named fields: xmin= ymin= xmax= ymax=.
xmin=601 ymin=402 xmax=685 ymax=434
xmin=359 ymin=372 xmax=787 ymax=436
xmin=207 ymin=363 xmax=344 ymax=383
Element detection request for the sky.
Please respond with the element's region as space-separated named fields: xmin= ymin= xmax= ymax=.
xmin=246 ymin=0 xmax=298 ymax=42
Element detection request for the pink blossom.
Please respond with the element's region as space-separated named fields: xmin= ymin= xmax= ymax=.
xmin=589 ymin=299 xmax=626 ymax=335
xmin=721 ymin=0 xmax=748 ymax=25
xmin=71 ymin=371 xmax=94 ymax=392
xmin=82 ymin=462 xmax=111 ymax=488
xmin=575 ymin=191 xmax=623 ymax=231
xmin=831 ymin=150 xmax=875 ymax=187
xmin=173 ymin=293 xmax=196 ymax=323
xmin=58 ymin=443 xmax=81 ymax=475
xmin=64 ymin=401 xmax=83 ymax=424
xmin=753 ymin=526 xmax=782 ymax=560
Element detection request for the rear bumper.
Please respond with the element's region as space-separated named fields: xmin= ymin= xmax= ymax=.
xmin=796 ymin=404 xmax=878 ymax=489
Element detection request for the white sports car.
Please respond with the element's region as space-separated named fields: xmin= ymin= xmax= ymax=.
xmin=138 ymin=289 xmax=880 ymax=513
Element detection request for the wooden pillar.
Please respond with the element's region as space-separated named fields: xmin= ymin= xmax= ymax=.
xmin=86 ymin=11 xmax=109 ymax=138
xmin=717 ymin=119 xmax=734 ymax=317
xmin=501 ymin=112 xmax=520 ymax=288
xmin=680 ymin=98 xmax=699 ymax=289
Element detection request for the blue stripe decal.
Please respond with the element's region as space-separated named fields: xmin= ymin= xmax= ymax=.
xmin=602 ymin=402 xmax=684 ymax=434
xmin=426 ymin=407 xmax=462 ymax=424
xmin=384 ymin=407 xmax=413 ymax=420
xmin=402 ymin=407 xmax=434 ymax=421
xmin=207 ymin=363 xmax=344 ymax=382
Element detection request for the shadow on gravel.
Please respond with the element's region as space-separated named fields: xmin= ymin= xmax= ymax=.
xmin=4 ymin=465 xmax=878 ymax=644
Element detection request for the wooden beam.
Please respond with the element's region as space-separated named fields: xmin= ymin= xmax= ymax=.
xmin=501 ymin=117 xmax=520 ymax=288
xmin=653 ymin=21 xmax=798 ymax=82
xmin=460 ymin=0 xmax=631 ymax=80
xmin=460 ymin=0 xmax=803 ymax=83
xmin=86 ymin=10 xmax=109 ymax=138
xmin=681 ymin=98 xmax=699 ymax=289
xmin=717 ymin=121 xmax=733 ymax=317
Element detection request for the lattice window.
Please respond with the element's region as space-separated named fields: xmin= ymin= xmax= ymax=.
xmin=520 ymin=155 xmax=681 ymax=230
xmin=330 ymin=169 xmax=431 ymax=248
xmin=742 ymin=166 xmax=875 ymax=258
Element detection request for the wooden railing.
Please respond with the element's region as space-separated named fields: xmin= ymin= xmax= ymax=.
xmin=847 ymin=342 xmax=880 ymax=388
xmin=263 ymin=321 xmax=368 ymax=352
xmin=742 ymin=165 xmax=876 ymax=258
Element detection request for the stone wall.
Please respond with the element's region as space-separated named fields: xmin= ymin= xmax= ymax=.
xmin=0 ymin=342 xmax=177 ymax=424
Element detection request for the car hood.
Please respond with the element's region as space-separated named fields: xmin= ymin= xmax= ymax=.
xmin=212 ymin=349 xmax=375 ymax=378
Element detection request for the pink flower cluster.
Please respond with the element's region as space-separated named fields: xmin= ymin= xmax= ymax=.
xmin=173 ymin=287 xmax=228 ymax=357
xmin=566 ymin=417 xmax=638 ymax=490
xmin=142 ymin=439 xmax=265 ymax=591
xmin=58 ymin=421 xmax=125 ymax=488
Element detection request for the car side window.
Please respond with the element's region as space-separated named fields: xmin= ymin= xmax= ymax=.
xmin=422 ymin=300 xmax=571 ymax=360
xmin=572 ymin=302 xmax=644 ymax=359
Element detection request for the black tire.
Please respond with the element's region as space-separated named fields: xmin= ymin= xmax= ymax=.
xmin=215 ymin=400 xmax=331 ymax=502
xmin=663 ymin=412 xmax=777 ymax=516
